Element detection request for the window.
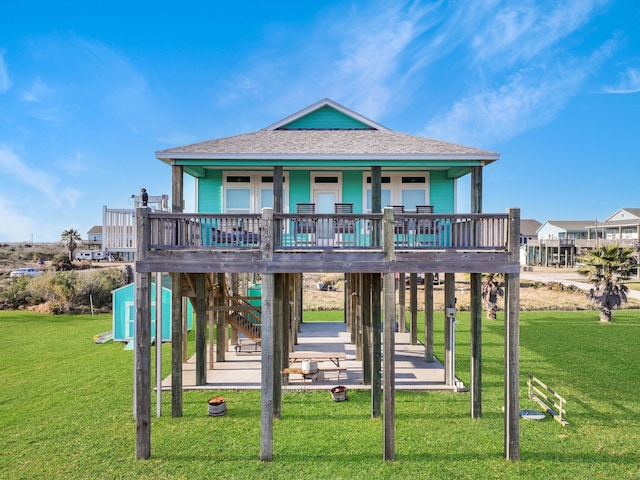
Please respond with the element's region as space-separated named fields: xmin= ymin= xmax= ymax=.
xmin=363 ymin=173 xmax=429 ymax=212
xmin=223 ymin=172 xmax=288 ymax=213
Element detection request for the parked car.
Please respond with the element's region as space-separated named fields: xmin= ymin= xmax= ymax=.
xmin=10 ymin=268 xmax=43 ymax=277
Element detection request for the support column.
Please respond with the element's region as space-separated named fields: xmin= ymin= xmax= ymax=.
xmin=171 ymin=165 xmax=183 ymax=213
xmin=135 ymin=206 xmax=151 ymax=459
xmin=382 ymin=207 xmax=395 ymax=461
xmin=470 ymin=273 xmax=482 ymax=418
xmin=371 ymin=272 xmax=382 ymax=417
xmin=424 ymin=273 xmax=434 ymax=362
xmin=504 ymin=208 xmax=521 ymax=460
xmin=216 ymin=273 xmax=226 ymax=363
xmin=171 ymin=273 xmax=183 ymax=417
xmin=260 ymin=208 xmax=274 ymax=462
xmin=195 ymin=274 xmax=206 ymax=386
xmin=362 ymin=274 xmax=371 ymax=385
xmin=383 ymin=271 xmax=396 ymax=461
xmin=398 ymin=273 xmax=405 ymax=333
xmin=355 ymin=274 xmax=362 ymax=361
xmin=273 ymin=273 xmax=283 ymax=420
xmin=409 ymin=273 xmax=417 ymax=345
xmin=260 ymin=273 xmax=274 ymax=461
xmin=444 ymin=272 xmax=456 ymax=386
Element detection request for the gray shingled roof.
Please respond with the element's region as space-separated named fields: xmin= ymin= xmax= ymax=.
xmin=520 ymin=219 xmax=542 ymax=236
xmin=545 ymin=221 xmax=592 ymax=231
xmin=156 ymin=129 xmax=498 ymax=160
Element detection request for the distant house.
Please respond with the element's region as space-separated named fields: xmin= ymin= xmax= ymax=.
xmin=520 ymin=219 xmax=541 ymax=245
xmin=524 ymin=220 xmax=591 ymax=267
xmin=536 ymin=220 xmax=590 ymax=240
xmin=86 ymin=225 xmax=102 ymax=248
xmin=518 ymin=219 xmax=541 ymax=266
xmin=586 ymin=208 xmax=640 ymax=244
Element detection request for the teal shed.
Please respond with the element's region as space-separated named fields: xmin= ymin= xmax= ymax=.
xmin=112 ymin=279 xmax=193 ymax=342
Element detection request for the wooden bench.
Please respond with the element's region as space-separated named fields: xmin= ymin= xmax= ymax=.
xmin=233 ymin=338 xmax=261 ymax=353
xmin=318 ymin=366 xmax=347 ymax=380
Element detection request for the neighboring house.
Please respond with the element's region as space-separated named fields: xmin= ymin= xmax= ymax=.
xmin=527 ymin=220 xmax=591 ymax=267
xmin=132 ymin=98 xmax=523 ymax=460
xmin=518 ymin=219 xmax=541 ymax=266
xmin=536 ymin=220 xmax=590 ymax=240
xmin=586 ymin=208 xmax=640 ymax=245
xmin=86 ymin=225 xmax=102 ymax=247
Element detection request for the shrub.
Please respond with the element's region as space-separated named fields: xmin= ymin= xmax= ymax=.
xmin=0 ymin=277 xmax=34 ymax=309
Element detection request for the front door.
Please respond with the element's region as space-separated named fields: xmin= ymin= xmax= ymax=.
xmin=311 ymin=174 xmax=342 ymax=245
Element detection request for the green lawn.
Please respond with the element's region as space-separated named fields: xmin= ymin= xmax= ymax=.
xmin=1 ymin=309 xmax=639 ymax=479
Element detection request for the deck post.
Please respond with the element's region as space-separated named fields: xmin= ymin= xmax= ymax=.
xmin=260 ymin=272 xmax=274 ymax=461
xmin=371 ymin=271 xmax=382 ymax=417
xmin=355 ymin=274 xmax=362 ymax=361
xmin=504 ymin=208 xmax=521 ymax=460
xmin=444 ymin=272 xmax=456 ymax=386
xmin=398 ymin=273 xmax=405 ymax=333
xmin=195 ymin=273 xmax=206 ymax=386
xmin=371 ymin=166 xmax=383 ymax=417
xmin=216 ymin=273 xmax=226 ymax=363
xmin=155 ymin=272 xmax=163 ymax=418
xmin=409 ymin=273 xmax=418 ymax=345
xmin=382 ymin=207 xmax=395 ymax=461
xmin=424 ymin=272 xmax=434 ymax=362
xmin=135 ymin=206 xmax=151 ymax=459
xmin=230 ymin=273 xmax=239 ymax=346
xmin=362 ymin=273 xmax=372 ymax=385
xmin=470 ymin=272 xmax=482 ymax=418
xmin=171 ymin=273 xmax=183 ymax=418
xmin=171 ymin=165 xmax=183 ymax=213
xmin=260 ymin=208 xmax=274 ymax=461
xmin=273 ymin=273 xmax=283 ymax=419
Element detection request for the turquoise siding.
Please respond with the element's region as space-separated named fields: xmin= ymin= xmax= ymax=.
xmin=282 ymin=106 xmax=371 ymax=130
xmin=429 ymin=171 xmax=455 ymax=213
xmin=342 ymin=170 xmax=363 ymax=212
xmin=198 ymin=170 xmax=222 ymax=213
xmin=288 ymin=170 xmax=311 ymax=210
xmin=191 ymin=168 xmax=456 ymax=215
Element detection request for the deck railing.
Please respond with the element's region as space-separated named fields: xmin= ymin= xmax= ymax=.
xmin=146 ymin=211 xmax=509 ymax=252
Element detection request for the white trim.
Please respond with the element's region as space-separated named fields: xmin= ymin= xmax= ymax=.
xmin=157 ymin=152 xmax=499 ymax=162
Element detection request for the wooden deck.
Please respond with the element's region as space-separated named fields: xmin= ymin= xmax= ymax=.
xmin=136 ymin=209 xmax=520 ymax=275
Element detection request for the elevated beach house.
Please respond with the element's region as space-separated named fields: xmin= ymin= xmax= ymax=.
xmin=133 ymin=99 xmax=522 ymax=461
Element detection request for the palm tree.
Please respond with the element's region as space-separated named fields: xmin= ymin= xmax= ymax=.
xmin=577 ymin=245 xmax=636 ymax=322
xmin=61 ymin=228 xmax=82 ymax=261
xmin=481 ymin=273 xmax=504 ymax=320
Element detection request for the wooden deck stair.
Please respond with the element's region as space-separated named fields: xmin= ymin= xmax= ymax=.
xmin=227 ymin=297 xmax=261 ymax=343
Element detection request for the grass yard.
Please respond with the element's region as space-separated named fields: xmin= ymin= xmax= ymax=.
xmin=1 ymin=309 xmax=639 ymax=479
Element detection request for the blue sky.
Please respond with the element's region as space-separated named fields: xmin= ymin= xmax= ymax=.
xmin=1 ymin=0 xmax=639 ymax=242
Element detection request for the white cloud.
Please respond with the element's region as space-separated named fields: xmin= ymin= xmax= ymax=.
xmin=603 ymin=67 xmax=640 ymax=94
xmin=471 ymin=0 xmax=609 ymax=67
xmin=0 ymin=49 xmax=10 ymax=92
xmin=330 ymin=3 xmax=431 ymax=118
xmin=0 ymin=144 xmax=63 ymax=205
xmin=20 ymin=77 xmax=51 ymax=102
xmin=422 ymin=43 xmax=612 ymax=146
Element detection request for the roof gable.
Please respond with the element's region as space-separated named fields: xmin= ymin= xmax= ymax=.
xmin=264 ymin=98 xmax=387 ymax=131
xmin=604 ymin=208 xmax=640 ymax=222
